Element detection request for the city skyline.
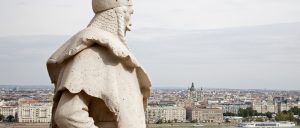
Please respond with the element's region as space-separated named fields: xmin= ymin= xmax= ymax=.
xmin=0 ymin=0 xmax=300 ymax=90
xmin=1 ymin=82 xmax=299 ymax=126
xmin=0 ymin=84 xmax=299 ymax=92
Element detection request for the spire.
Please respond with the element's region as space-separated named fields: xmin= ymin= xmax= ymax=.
xmin=190 ymin=82 xmax=195 ymax=91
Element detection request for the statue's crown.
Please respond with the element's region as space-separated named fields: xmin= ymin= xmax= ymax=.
xmin=92 ymin=0 xmax=133 ymax=13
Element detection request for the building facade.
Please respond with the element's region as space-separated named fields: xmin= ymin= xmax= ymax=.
xmin=252 ymin=101 xmax=277 ymax=113
xmin=187 ymin=83 xmax=204 ymax=102
xmin=146 ymin=106 xmax=186 ymax=123
xmin=0 ymin=106 xmax=17 ymax=118
xmin=17 ymin=99 xmax=52 ymax=123
xmin=187 ymin=108 xmax=223 ymax=123
xmin=277 ymin=101 xmax=298 ymax=113
xmin=221 ymin=103 xmax=250 ymax=114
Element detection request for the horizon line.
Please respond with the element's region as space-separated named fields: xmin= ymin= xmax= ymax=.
xmin=0 ymin=84 xmax=299 ymax=91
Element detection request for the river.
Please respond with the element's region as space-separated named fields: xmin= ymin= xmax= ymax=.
xmin=147 ymin=124 xmax=300 ymax=128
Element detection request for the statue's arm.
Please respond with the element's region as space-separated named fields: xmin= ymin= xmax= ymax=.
xmin=54 ymin=91 xmax=98 ymax=128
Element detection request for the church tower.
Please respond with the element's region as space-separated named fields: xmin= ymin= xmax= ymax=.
xmin=188 ymin=82 xmax=198 ymax=101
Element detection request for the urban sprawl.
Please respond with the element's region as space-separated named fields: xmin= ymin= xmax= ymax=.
xmin=0 ymin=83 xmax=300 ymax=125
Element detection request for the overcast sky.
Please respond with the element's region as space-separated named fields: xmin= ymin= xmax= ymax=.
xmin=0 ymin=0 xmax=300 ymax=90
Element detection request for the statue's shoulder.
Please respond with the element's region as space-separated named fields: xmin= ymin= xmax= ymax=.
xmin=75 ymin=45 xmax=120 ymax=65
xmin=47 ymin=27 xmax=110 ymax=64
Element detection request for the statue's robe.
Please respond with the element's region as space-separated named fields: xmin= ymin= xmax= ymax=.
xmin=47 ymin=27 xmax=151 ymax=128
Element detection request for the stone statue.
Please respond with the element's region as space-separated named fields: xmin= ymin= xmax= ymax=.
xmin=46 ymin=0 xmax=151 ymax=127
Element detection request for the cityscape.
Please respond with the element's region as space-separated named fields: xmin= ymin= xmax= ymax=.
xmin=0 ymin=84 xmax=300 ymax=127
xmin=1 ymin=0 xmax=300 ymax=128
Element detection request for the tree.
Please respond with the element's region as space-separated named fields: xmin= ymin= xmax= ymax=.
xmin=265 ymin=112 xmax=273 ymax=119
xmin=275 ymin=112 xmax=295 ymax=121
xmin=0 ymin=114 xmax=4 ymax=121
xmin=174 ymin=119 xmax=178 ymax=123
xmin=191 ymin=119 xmax=198 ymax=123
xmin=288 ymin=106 xmax=300 ymax=116
xmin=287 ymin=112 xmax=295 ymax=121
xmin=238 ymin=107 xmax=257 ymax=118
xmin=223 ymin=112 xmax=237 ymax=116
xmin=256 ymin=113 xmax=266 ymax=116
xmin=6 ymin=115 xmax=14 ymax=122
xmin=238 ymin=108 xmax=246 ymax=117
xmin=156 ymin=119 xmax=163 ymax=124
xmin=275 ymin=112 xmax=284 ymax=121
xmin=248 ymin=108 xmax=254 ymax=117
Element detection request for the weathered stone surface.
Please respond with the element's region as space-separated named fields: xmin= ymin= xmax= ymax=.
xmin=47 ymin=0 xmax=151 ymax=127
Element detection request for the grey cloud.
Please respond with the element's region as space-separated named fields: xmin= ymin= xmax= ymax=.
xmin=1 ymin=0 xmax=300 ymax=36
xmin=0 ymin=35 xmax=68 ymax=85
xmin=0 ymin=23 xmax=299 ymax=90
xmin=128 ymin=22 xmax=300 ymax=89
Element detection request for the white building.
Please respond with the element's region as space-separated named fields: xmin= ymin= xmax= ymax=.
xmin=251 ymin=101 xmax=276 ymax=113
xmin=0 ymin=106 xmax=17 ymax=118
xmin=187 ymin=107 xmax=223 ymax=123
xmin=146 ymin=106 xmax=186 ymax=123
xmin=17 ymin=100 xmax=52 ymax=123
